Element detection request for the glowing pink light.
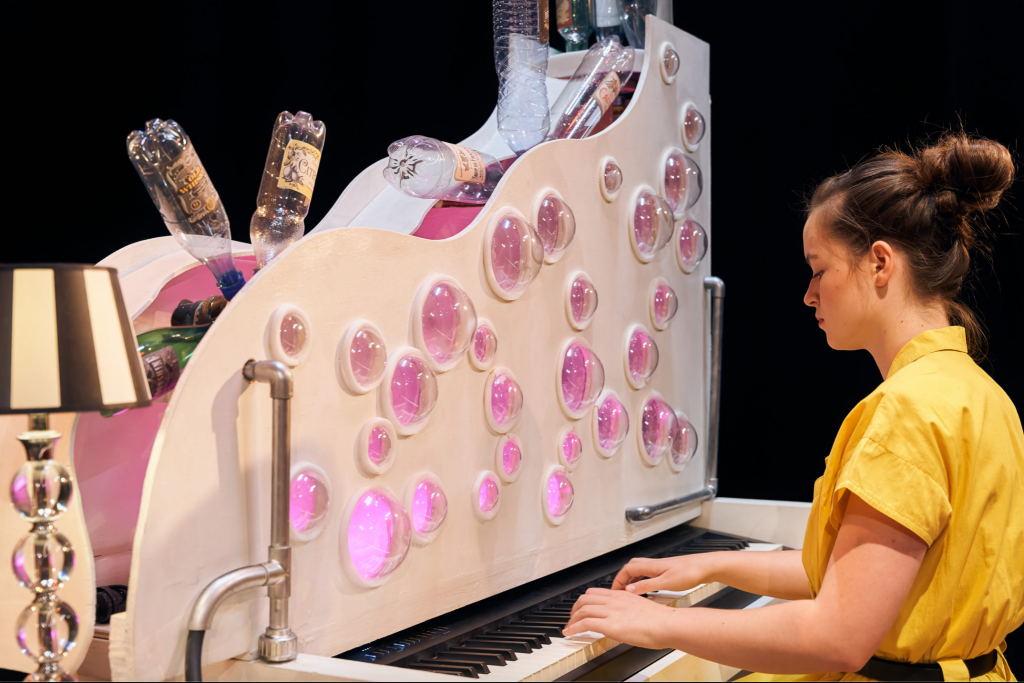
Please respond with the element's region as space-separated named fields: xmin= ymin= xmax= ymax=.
xmin=546 ymin=470 xmax=574 ymax=518
xmin=478 ymin=475 xmax=500 ymax=512
xmin=560 ymin=341 xmax=605 ymax=414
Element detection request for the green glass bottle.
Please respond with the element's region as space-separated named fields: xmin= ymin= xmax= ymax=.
xmin=557 ymin=0 xmax=593 ymax=52
xmin=136 ymin=325 xmax=210 ymax=399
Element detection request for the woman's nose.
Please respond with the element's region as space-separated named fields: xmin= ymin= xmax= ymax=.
xmin=804 ymin=281 xmax=818 ymax=308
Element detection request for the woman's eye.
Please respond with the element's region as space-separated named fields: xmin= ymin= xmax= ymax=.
xmin=812 ymin=270 xmax=824 ymax=281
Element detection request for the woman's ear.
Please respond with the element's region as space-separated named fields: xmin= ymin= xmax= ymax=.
xmin=869 ymin=241 xmax=896 ymax=288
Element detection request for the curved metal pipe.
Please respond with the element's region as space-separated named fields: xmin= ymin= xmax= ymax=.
xmin=187 ymin=562 xmax=285 ymax=631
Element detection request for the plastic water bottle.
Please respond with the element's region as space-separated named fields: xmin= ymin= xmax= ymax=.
xmin=250 ymin=111 xmax=326 ymax=269
xmin=549 ymin=37 xmax=635 ymax=140
xmin=617 ymin=0 xmax=657 ymax=48
xmin=593 ymin=0 xmax=624 ymax=41
xmin=493 ymin=0 xmax=551 ymax=155
xmin=127 ymin=119 xmax=246 ymax=299
xmin=383 ymin=136 xmax=505 ymax=204
xmin=556 ymin=0 xmax=593 ymax=51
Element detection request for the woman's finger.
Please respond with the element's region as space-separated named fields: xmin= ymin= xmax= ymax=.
xmin=611 ymin=558 xmax=663 ymax=590
xmin=563 ymin=617 xmax=602 ymax=637
xmin=624 ymin=577 xmax=662 ymax=594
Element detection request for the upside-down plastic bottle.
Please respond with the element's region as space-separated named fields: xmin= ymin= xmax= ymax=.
xmin=127 ymin=119 xmax=246 ymax=299
xmin=493 ymin=0 xmax=551 ymax=154
xmin=548 ymin=36 xmax=635 ymax=140
xmin=250 ymin=111 xmax=326 ymax=269
xmin=383 ymin=135 xmax=505 ymax=204
xmin=556 ymin=0 xmax=593 ymax=51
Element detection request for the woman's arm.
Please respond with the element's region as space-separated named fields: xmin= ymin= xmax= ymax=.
xmin=615 ymin=549 xmax=812 ymax=601
xmin=565 ymin=493 xmax=928 ymax=674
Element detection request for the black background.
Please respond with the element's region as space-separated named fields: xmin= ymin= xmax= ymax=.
xmin=15 ymin=0 xmax=1024 ymax=673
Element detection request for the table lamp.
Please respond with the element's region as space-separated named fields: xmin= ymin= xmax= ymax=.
xmin=1 ymin=264 xmax=151 ymax=681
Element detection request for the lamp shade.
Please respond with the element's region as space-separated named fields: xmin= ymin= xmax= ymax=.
xmin=0 ymin=264 xmax=152 ymax=414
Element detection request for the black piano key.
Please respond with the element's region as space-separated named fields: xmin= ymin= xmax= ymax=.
xmin=513 ymin=621 xmax=566 ymax=636
xmin=456 ymin=645 xmax=517 ymax=662
xmin=427 ymin=656 xmax=490 ymax=674
xmin=465 ymin=638 xmax=532 ymax=654
xmin=406 ymin=661 xmax=478 ymax=677
xmin=493 ymin=629 xmax=551 ymax=644
xmin=450 ymin=648 xmax=506 ymax=665
xmin=481 ymin=632 xmax=544 ymax=648
xmin=518 ymin=616 xmax=567 ymax=626
xmin=530 ymin=609 xmax=573 ymax=617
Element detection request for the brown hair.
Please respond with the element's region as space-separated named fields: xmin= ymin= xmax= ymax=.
xmin=807 ymin=131 xmax=1015 ymax=359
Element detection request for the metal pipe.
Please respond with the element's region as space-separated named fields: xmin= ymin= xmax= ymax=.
xmin=625 ymin=277 xmax=725 ymax=523
xmin=187 ymin=562 xmax=285 ymax=631
xmin=242 ymin=360 xmax=298 ymax=663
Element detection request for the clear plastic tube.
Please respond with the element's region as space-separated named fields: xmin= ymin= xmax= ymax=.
xmin=250 ymin=111 xmax=326 ymax=269
xmin=127 ymin=119 xmax=245 ymax=299
xmin=383 ymin=136 xmax=505 ymax=204
xmin=548 ymin=37 xmax=635 ymax=140
xmin=493 ymin=0 xmax=550 ymax=154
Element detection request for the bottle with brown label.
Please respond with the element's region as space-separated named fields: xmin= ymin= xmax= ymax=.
xmin=171 ymin=295 xmax=227 ymax=326
xmin=383 ymin=135 xmax=505 ymax=204
xmin=127 ymin=119 xmax=247 ymax=299
xmin=250 ymin=111 xmax=327 ymax=269
xmin=548 ymin=36 xmax=635 ymax=140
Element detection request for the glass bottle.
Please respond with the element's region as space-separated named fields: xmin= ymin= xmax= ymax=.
xmin=548 ymin=37 xmax=635 ymax=140
xmin=250 ymin=111 xmax=326 ymax=269
xmin=127 ymin=119 xmax=246 ymax=299
xmin=171 ymin=295 xmax=226 ymax=326
xmin=383 ymin=136 xmax=505 ymax=204
xmin=592 ymin=0 xmax=623 ymax=41
xmin=617 ymin=0 xmax=657 ymax=48
xmin=493 ymin=0 xmax=550 ymax=154
xmin=556 ymin=0 xmax=593 ymax=52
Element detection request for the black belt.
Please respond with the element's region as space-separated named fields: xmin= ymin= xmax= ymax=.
xmin=856 ymin=650 xmax=998 ymax=681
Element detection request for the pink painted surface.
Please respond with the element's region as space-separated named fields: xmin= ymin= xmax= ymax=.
xmin=560 ymin=341 xmax=605 ymax=413
xmin=597 ymin=395 xmax=630 ymax=451
xmin=73 ymin=404 xmax=169 ymax=557
xmin=562 ymin=430 xmax=582 ymax=465
xmin=390 ymin=354 xmax=438 ymax=427
xmin=421 ymin=282 xmax=476 ymax=365
xmin=473 ymin=324 xmax=497 ymax=364
xmin=546 ymin=470 xmax=574 ymax=518
xmin=347 ymin=489 xmax=411 ymax=581
xmin=290 ymin=469 xmax=329 ymax=533
xmin=502 ymin=440 xmax=522 ymax=476
xmin=368 ymin=426 xmax=392 ymax=466
xmin=653 ymin=283 xmax=678 ymax=326
xmin=490 ymin=373 xmax=523 ymax=427
xmin=413 ymin=207 xmax=484 ymax=241
xmin=411 ymin=479 xmax=447 ymax=535
xmin=349 ymin=326 xmax=386 ymax=387
xmin=627 ymin=328 xmax=660 ymax=385
xmin=640 ymin=396 xmax=677 ymax=464
xmin=478 ymin=475 xmax=500 ymax=512
xmin=569 ymin=276 xmax=598 ymax=327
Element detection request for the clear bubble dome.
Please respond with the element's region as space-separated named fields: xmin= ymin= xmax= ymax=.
xmin=562 ymin=430 xmax=583 ymax=466
xmin=683 ymin=105 xmax=706 ymax=147
xmin=349 ymin=326 xmax=386 ymax=388
xmin=490 ymin=373 xmax=524 ymax=428
xmin=604 ymin=161 xmax=623 ymax=195
xmin=664 ymin=150 xmax=704 ymax=215
xmin=569 ymin=276 xmax=599 ymax=328
xmin=421 ymin=281 xmax=477 ymax=366
xmin=280 ymin=313 xmax=307 ymax=358
xmin=652 ymin=282 xmax=679 ymax=328
xmin=671 ymin=417 xmax=699 ymax=468
xmin=489 ymin=214 xmax=544 ymax=297
xmin=641 ymin=396 xmax=678 ymax=464
xmin=502 ymin=439 xmax=522 ymax=476
xmin=473 ymin=324 xmax=498 ymax=365
xmin=478 ymin=474 xmax=500 ymax=513
xmin=627 ymin=327 xmax=660 ymax=387
xmin=390 ymin=354 xmax=439 ymax=429
xmin=13 ymin=530 xmax=74 ymax=593
xmin=347 ymin=488 xmax=411 ymax=582
xmin=290 ymin=469 xmax=330 ymax=535
xmin=11 ymin=461 xmax=72 ymax=523
xmin=411 ymin=479 xmax=448 ymax=536
xmin=633 ymin=191 xmax=675 ymax=258
xmin=663 ymin=47 xmax=680 ymax=77
xmin=536 ymin=195 xmax=576 ymax=260
xmin=546 ymin=470 xmax=574 ymax=518
xmin=678 ymin=219 xmax=709 ymax=271
xmin=16 ymin=599 xmax=78 ymax=663
xmin=560 ymin=341 xmax=606 ymax=415
xmin=597 ymin=395 xmax=630 ymax=452
xmin=368 ymin=426 xmax=392 ymax=467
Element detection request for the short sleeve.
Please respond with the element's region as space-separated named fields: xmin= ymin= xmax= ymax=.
xmin=832 ymin=436 xmax=952 ymax=546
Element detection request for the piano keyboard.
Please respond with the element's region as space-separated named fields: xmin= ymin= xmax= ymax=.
xmin=338 ymin=529 xmax=782 ymax=681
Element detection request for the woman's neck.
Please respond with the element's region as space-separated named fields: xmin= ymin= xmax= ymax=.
xmin=867 ymin=305 xmax=950 ymax=379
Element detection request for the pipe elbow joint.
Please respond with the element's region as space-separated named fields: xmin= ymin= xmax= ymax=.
xmin=243 ymin=360 xmax=293 ymax=399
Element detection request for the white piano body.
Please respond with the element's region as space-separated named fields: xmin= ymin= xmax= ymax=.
xmin=0 ymin=16 xmax=811 ymax=682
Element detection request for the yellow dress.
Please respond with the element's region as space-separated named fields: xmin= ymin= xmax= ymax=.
xmin=745 ymin=327 xmax=1023 ymax=682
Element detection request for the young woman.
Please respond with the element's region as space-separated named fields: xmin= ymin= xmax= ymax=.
xmin=564 ymin=132 xmax=1022 ymax=681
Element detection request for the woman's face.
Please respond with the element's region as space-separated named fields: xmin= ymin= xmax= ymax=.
xmin=802 ymin=211 xmax=877 ymax=351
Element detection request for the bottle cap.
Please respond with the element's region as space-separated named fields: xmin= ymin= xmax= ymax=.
xmin=218 ymin=270 xmax=246 ymax=301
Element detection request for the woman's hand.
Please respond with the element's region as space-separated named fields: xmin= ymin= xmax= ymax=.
xmin=563 ymin=588 xmax=674 ymax=649
xmin=611 ymin=554 xmax=712 ymax=594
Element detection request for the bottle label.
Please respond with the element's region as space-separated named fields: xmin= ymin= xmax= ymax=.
xmin=444 ymin=143 xmax=486 ymax=184
xmin=142 ymin=346 xmax=181 ymax=399
xmin=592 ymin=71 xmax=622 ymax=114
xmin=595 ymin=0 xmax=618 ymax=27
xmin=278 ymin=139 xmax=322 ymax=202
xmin=540 ymin=4 xmax=549 ymax=43
xmin=556 ymin=0 xmax=572 ymax=29
xmin=164 ymin=145 xmax=219 ymax=227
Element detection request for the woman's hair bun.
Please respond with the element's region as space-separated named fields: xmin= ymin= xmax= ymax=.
xmin=918 ymin=132 xmax=1014 ymax=215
